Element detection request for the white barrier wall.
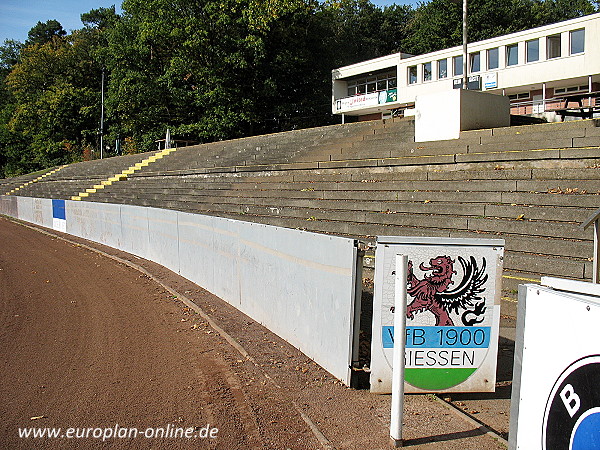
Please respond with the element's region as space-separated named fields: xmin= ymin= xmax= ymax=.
xmin=0 ymin=196 xmax=360 ymax=385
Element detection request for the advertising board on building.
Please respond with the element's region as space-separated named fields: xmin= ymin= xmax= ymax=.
xmin=509 ymin=278 xmax=600 ymax=450
xmin=336 ymin=88 xmax=398 ymax=111
xmin=370 ymin=236 xmax=504 ymax=394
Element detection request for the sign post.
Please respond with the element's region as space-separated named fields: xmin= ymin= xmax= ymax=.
xmin=390 ymin=255 xmax=408 ymax=447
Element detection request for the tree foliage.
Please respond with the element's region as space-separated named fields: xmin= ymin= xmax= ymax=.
xmin=0 ymin=0 xmax=598 ymax=176
xmin=26 ymin=20 xmax=67 ymax=46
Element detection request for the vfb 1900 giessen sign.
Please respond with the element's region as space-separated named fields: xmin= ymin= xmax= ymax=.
xmin=370 ymin=237 xmax=504 ymax=394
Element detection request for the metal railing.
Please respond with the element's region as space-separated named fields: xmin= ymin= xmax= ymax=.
xmin=582 ymin=208 xmax=600 ymax=284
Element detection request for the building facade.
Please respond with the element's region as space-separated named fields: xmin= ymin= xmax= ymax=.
xmin=332 ymin=13 xmax=600 ymax=121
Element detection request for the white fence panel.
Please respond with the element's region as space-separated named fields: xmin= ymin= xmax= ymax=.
xmin=32 ymin=197 xmax=52 ymax=228
xmin=120 ymin=205 xmax=150 ymax=259
xmin=178 ymin=212 xmax=217 ymax=300
xmin=209 ymin=216 xmax=242 ymax=306
xmin=16 ymin=197 xmax=34 ymax=224
xmin=235 ymin=223 xmax=359 ymax=384
xmin=66 ymin=201 xmax=122 ymax=250
xmin=0 ymin=196 xmax=18 ymax=217
xmin=147 ymin=207 xmax=180 ymax=274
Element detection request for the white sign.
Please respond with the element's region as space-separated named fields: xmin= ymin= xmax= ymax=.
xmin=483 ymin=72 xmax=498 ymax=90
xmin=509 ymin=278 xmax=600 ymax=450
xmin=371 ymin=236 xmax=504 ymax=394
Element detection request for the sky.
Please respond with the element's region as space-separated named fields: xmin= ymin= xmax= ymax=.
xmin=0 ymin=0 xmax=123 ymax=44
xmin=0 ymin=0 xmax=421 ymax=45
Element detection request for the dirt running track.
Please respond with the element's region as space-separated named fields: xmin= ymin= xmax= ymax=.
xmin=0 ymin=216 xmax=506 ymax=449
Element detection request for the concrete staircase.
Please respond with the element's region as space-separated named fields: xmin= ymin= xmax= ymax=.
xmin=1 ymin=165 xmax=68 ymax=195
xmin=70 ymin=147 xmax=178 ymax=201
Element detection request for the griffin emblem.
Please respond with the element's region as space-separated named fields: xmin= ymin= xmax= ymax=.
xmin=406 ymin=255 xmax=487 ymax=326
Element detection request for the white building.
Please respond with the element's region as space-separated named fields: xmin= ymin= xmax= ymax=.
xmin=332 ymin=13 xmax=600 ymax=121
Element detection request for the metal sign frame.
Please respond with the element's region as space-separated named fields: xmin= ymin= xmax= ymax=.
xmin=371 ymin=236 xmax=504 ymax=394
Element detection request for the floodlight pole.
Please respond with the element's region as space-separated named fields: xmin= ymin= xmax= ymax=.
xmin=462 ymin=0 xmax=468 ymax=89
xmin=100 ymin=68 xmax=105 ymax=159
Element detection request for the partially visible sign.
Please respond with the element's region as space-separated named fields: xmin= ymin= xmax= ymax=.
xmin=337 ymin=92 xmax=379 ymax=111
xmin=371 ymin=236 xmax=504 ymax=394
xmin=386 ymin=88 xmax=398 ymax=103
xmin=543 ymin=356 xmax=600 ymax=450
xmin=509 ymin=279 xmax=600 ymax=450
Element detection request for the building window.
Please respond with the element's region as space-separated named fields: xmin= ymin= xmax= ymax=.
xmin=555 ymin=85 xmax=589 ymax=95
xmin=547 ymin=34 xmax=561 ymax=59
xmin=469 ymin=52 xmax=480 ymax=73
xmin=526 ymin=39 xmax=539 ymax=63
xmin=506 ymin=44 xmax=518 ymax=66
xmin=438 ymin=58 xmax=447 ymax=78
xmin=487 ymin=47 xmax=499 ymax=70
xmin=366 ymin=77 xmax=377 ymax=93
xmin=508 ymin=92 xmax=530 ymax=100
xmin=408 ymin=66 xmax=417 ymax=84
xmin=453 ymin=55 xmax=463 ymax=76
xmin=346 ymin=70 xmax=397 ymax=97
xmin=423 ymin=62 xmax=432 ymax=81
xmin=570 ymin=28 xmax=584 ymax=54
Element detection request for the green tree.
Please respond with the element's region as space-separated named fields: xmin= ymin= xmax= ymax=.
xmin=532 ymin=0 xmax=595 ymax=24
xmin=26 ymin=19 xmax=66 ymax=46
xmin=379 ymin=4 xmax=414 ymax=55
xmin=318 ymin=0 xmax=388 ymax=67
xmin=0 ymin=39 xmax=26 ymax=177
xmin=81 ymin=5 xmax=120 ymax=30
xmin=5 ymin=32 xmax=101 ymax=170
xmin=103 ymin=0 xmax=320 ymax=149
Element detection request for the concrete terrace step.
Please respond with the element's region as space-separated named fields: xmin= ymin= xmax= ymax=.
xmin=51 ymin=154 xmax=153 ymax=180
xmin=114 ymin=178 xmax=518 ymax=193
xmin=69 ymin=189 xmax=592 ymax=281
xmin=93 ymin=178 xmax=593 ymax=224
xmin=103 ymin=176 xmax=600 ymax=209
xmin=499 ymin=192 xmax=600 ymax=208
xmin=128 ymin=119 xmax=416 ymax=175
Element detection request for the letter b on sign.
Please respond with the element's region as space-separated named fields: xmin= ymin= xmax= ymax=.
xmin=560 ymin=384 xmax=580 ymax=417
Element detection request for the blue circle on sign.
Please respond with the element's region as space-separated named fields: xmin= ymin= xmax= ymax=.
xmin=571 ymin=408 xmax=600 ymax=450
